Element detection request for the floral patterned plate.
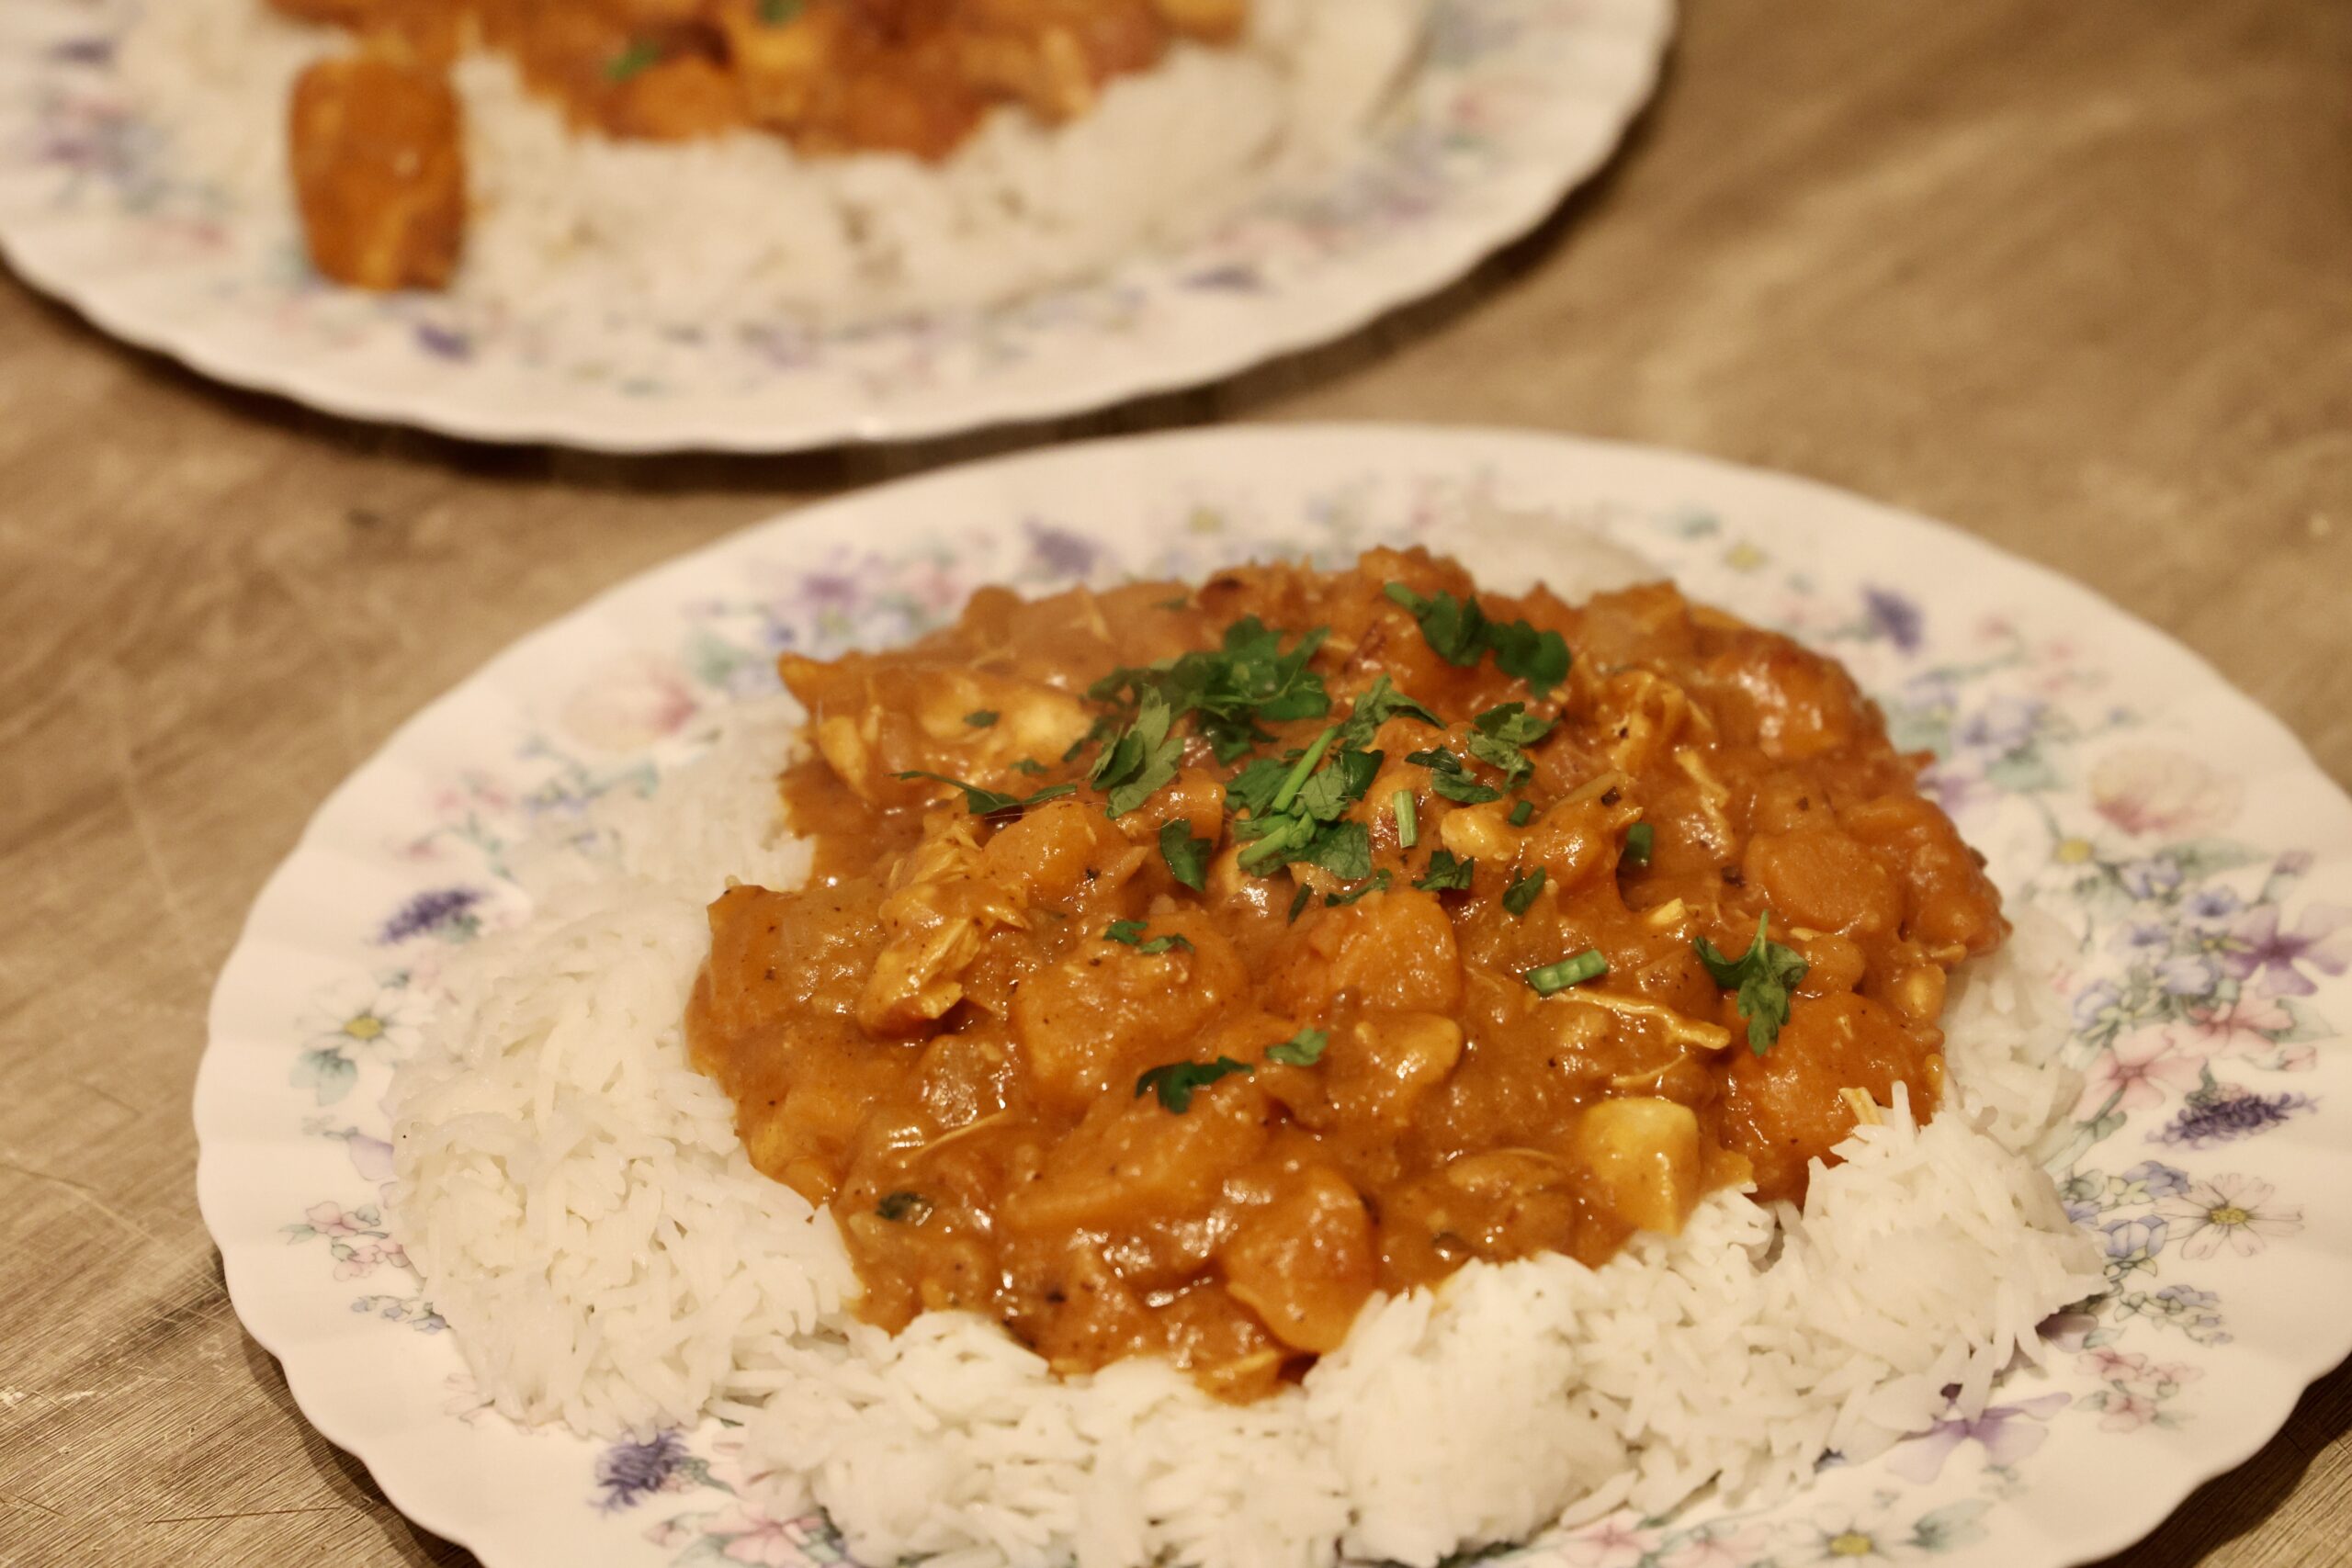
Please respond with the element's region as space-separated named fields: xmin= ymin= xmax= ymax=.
xmin=195 ymin=427 xmax=2352 ymax=1566
xmin=0 ymin=1 xmax=1670 ymax=452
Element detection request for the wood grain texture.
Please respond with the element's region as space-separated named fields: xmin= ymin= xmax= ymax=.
xmin=2 ymin=1 xmax=2347 ymax=1564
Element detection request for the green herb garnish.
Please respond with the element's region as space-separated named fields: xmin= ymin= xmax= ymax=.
xmin=895 ymin=771 xmax=1077 ymax=816
xmin=1695 ymin=912 xmax=1810 ymax=1054
xmin=1467 ymin=702 xmax=1555 ymax=784
xmin=1623 ymin=822 xmax=1655 ymax=866
xmin=1502 ymin=866 xmax=1547 ymax=917
xmin=1335 ymin=674 xmax=1442 ymax=750
xmin=964 ymin=709 xmax=999 ymax=728
xmin=1266 ymin=1028 xmax=1329 ymax=1066
xmin=1393 ymin=789 xmax=1418 ymax=849
xmin=1414 ymin=850 xmax=1476 ymax=891
xmin=1104 ymin=919 xmax=1193 ymax=955
xmin=1090 ymin=616 xmax=1329 ymax=762
xmin=1287 ymin=883 xmax=1314 ymax=922
xmin=876 ymin=1190 xmax=932 ymax=1223
xmin=1326 ymin=869 xmax=1392 ymax=907
xmin=1136 ymin=1056 xmax=1254 ymax=1113
xmin=1383 ymin=583 xmax=1571 ymax=695
xmin=1409 ymin=748 xmax=1503 ymax=805
xmin=1089 ymin=689 xmax=1187 ymax=818
xmin=759 ymin=0 xmax=806 ymax=23
xmin=1510 ymin=798 xmax=1535 ymax=827
xmin=1526 ymin=950 xmax=1608 ymax=996
xmin=1159 ymin=820 xmax=1213 ymax=892
xmin=605 ymin=40 xmax=663 ymax=81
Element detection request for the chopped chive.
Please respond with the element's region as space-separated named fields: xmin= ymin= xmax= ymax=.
xmin=1393 ymin=789 xmax=1418 ymax=849
xmin=1268 ymin=725 xmax=1339 ymax=816
xmin=1510 ymin=798 xmax=1535 ymax=828
xmin=1287 ymin=882 xmax=1314 ymax=922
xmin=1526 ymin=950 xmax=1608 ymax=996
xmin=1502 ymin=866 xmax=1547 ymax=918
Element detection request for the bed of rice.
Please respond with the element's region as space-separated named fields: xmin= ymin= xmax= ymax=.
xmin=387 ymin=680 xmax=2105 ymax=1568
xmin=116 ymin=0 xmax=1427 ymax=327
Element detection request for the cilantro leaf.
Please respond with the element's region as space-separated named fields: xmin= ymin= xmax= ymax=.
xmin=1383 ymin=582 xmax=1571 ymax=695
xmin=895 ymin=771 xmax=1077 ymax=816
xmin=1430 ymin=772 xmax=1503 ymax=806
xmin=1325 ymin=869 xmax=1392 ymax=907
xmin=1502 ymin=866 xmax=1547 ymax=917
xmin=1104 ymin=919 xmax=1193 ymax=954
xmin=1159 ymin=820 xmax=1212 ymax=893
xmin=1414 ymin=850 xmax=1476 ymax=892
xmin=605 ymin=39 xmax=663 ymax=80
xmin=1091 ymin=617 xmax=1330 ymax=763
xmin=1694 ymin=912 xmax=1811 ymax=1054
xmin=1295 ymin=748 xmax=1383 ymax=823
xmin=759 ymin=0 xmax=806 ymax=22
xmin=1287 ymin=883 xmax=1314 ymax=922
xmin=1090 ymin=689 xmax=1187 ymax=818
xmin=1336 ymin=674 xmax=1442 ymax=750
xmin=1266 ymin=1028 xmax=1329 ymax=1066
xmin=1136 ymin=1056 xmax=1254 ymax=1113
xmin=1297 ymin=820 xmax=1374 ymax=881
xmin=1406 ymin=747 xmax=1463 ymax=774
xmin=1225 ymin=752 xmax=1293 ymax=817
xmin=964 ymin=710 xmax=999 ymax=728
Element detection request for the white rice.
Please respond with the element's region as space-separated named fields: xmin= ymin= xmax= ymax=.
xmin=116 ymin=0 xmax=1428 ymax=326
xmin=389 ymin=685 xmax=2104 ymax=1568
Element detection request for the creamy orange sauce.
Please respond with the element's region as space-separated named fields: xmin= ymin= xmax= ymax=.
xmin=684 ymin=549 xmax=2006 ymax=1400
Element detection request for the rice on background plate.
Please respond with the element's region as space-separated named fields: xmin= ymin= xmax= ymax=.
xmin=192 ymin=430 xmax=2352 ymax=1568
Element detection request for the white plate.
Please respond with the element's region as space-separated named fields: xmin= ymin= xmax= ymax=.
xmin=197 ymin=426 xmax=2352 ymax=1566
xmin=0 ymin=2 xmax=1669 ymax=452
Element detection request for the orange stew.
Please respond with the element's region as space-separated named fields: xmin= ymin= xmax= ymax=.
xmin=684 ymin=548 xmax=2006 ymax=1401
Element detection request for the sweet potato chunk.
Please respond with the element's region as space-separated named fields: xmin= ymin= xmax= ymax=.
xmin=288 ymin=52 xmax=465 ymax=290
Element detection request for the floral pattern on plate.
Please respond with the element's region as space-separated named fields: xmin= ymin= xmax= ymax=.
xmin=193 ymin=430 xmax=2352 ymax=1568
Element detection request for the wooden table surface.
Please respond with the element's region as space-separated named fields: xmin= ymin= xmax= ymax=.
xmin=5 ymin=1 xmax=2348 ymax=1564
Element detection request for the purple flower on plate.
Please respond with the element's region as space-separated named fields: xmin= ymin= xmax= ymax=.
xmin=2224 ymin=904 xmax=2352 ymax=997
xmin=48 ymin=37 xmax=115 ymax=65
xmin=2109 ymin=920 xmax=2171 ymax=958
xmin=1955 ymin=694 xmax=2044 ymax=755
xmin=2157 ymin=953 xmax=2220 ymax=996
xmin=594 ymin=1430 xmax=691 ymax=1511
xmin=1861 ymin=586 xmax=1924 ymax=652
xmin=414 ymin=322 xmax=473 ymax=361
xmin=1884 ymin=1393 xmax=2072 ymax=1483
xmin=2114 ymin=1160 xmax=2192 ymax=1201
xmin=2102 ymin=1216 xmax=2167 ymax=1273
xmin=1025 ymin=523 xmax=1102 ymax=581
xmin=2072 ymin=978 xmax=2126 ymax=1032
xmin=2276 ymin=850 xmax=2316 ymax=878
xmin=2119 ymin=857 xmax=2185 ymax=899
xmin=379 ymin=886 xmax=485 ymax=944
xmin=2152 ymin=1083 xmax=2319 ymax=1150
xmin=2184 ymin=886 xmax=2243 ymax=929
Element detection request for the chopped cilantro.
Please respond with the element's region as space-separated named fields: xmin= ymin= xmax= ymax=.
xmin=1510 ymin=798 xmax=1535 ymax=827
xmin=1695 ymin=912 xmax=1810 ymax=1055
xmin=1383 ymin=582 xmax=1571 ymax=695
xmin=895 ymin=771 xmax=1076 ymax=816
xmin=1153 ymin=595 xmax=1190 ymax=611
xmin=1502 ymin=866 xmax=1547 ymax=917
xmin=1136 ymin=1056 xmax=1253 ymax=1113
xmin=964 ymin=710 xmax=999 ymax=728
xmin=1063 ymin=715 xmax=1115 ymax=765
xmin=1268 ymin=726 xmax=1339 ymax=815
xmin=876 ymin=1190 xmax=932 ymax=1223
xmin=1010 ymin=758 xmax=1048 ymax=776
xmin=1335 ymin=674 xmax=1442 ymax=750
xmin=1090 ymin=689 xmax=1187 ymax=818
xmin=1293 ymin=747 xmax=1381 ymax=823
xmin=1104 ymin=919 xmax=1193 ymax=955
xmin=1159 ymin=820 xmax=1212 ymax=892
xmin=1393 ymin=789 xmax=1418 ymax=849
xmin=1414 ymin=850 xmax=1476 ymax=891
xmin=605 ymin=39 xmax=663 ymax=80
xmin=1090 ymin=616 xmax=1329 ymax=762
xmin=1431 ymin=772 xmax=1502 ymax=806
xmin=1287 ymin=883 xmax=1314 ymax=922
xmin=1467 ymin=703 xmax=1555 ymax=783
xmin=759 ymin=0 xmax=805 ymax=22
xmin=1325 ymin=869 xmax=1392 ymax=907
xmin=1406 ymin=747 xmax=1463 ymax=773
xmin=1623 ymin=822 xmax=1655 ymax=866
xmin=1297 ymin=820 xmax=1374 ymax=881
xmin=1526 ymin=950 xmax=1608 ymax=996
xmin=1266 ymin=1028 xmax=1329 ymax=1066
xmin=1225 ymin=751 xmax=1293 ymax=817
